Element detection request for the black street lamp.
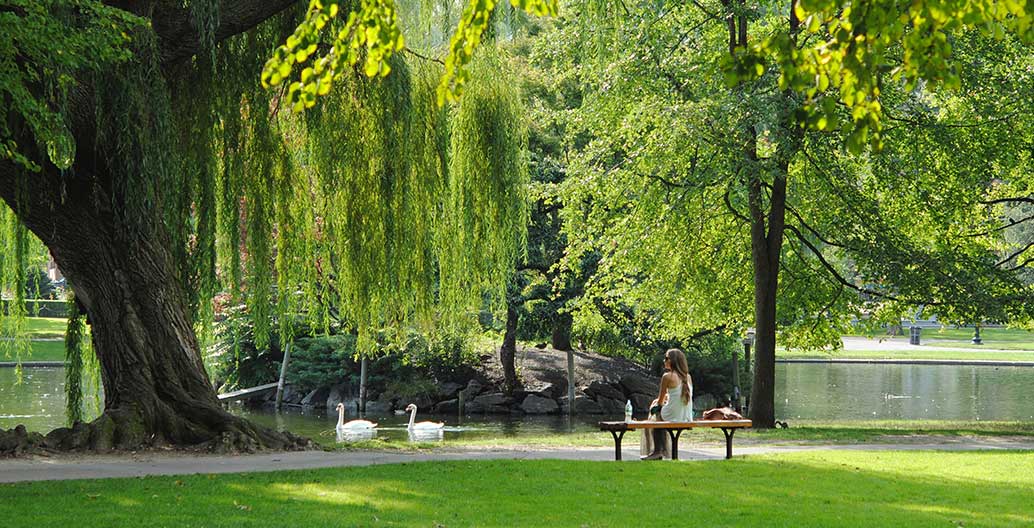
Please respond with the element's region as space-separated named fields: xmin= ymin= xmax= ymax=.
xmin=742 ymin=329 xmax=755 ymax=372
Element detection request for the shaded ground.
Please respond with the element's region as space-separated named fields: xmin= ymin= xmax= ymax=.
xmin=4 ymin=437 xmax=1034 ymax=483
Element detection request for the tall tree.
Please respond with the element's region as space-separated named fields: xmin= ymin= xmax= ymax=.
xmin=0 ymin=0 xmax=554 ymax=452
xmin=549 ymin=0 xmax=1033 ymax=427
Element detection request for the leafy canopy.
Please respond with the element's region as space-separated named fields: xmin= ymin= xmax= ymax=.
xmin=734 ymin=0 xmax=1034 ymax=152
xmin=0 ymin=0 xmax=140 ymax=171
xmin=262 ymin=0 xmax=558 ymax=109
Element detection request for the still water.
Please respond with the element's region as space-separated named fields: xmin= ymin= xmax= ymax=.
xmin=776 ymin=362 xmax=1034 ymax=421
xmin=3 ymin=363 xmax=1034 ymax=436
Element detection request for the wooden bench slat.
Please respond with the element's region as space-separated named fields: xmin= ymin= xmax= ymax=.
xmin=598 ymin=419 xmax=752 ymax=431
xmin=598 ymin=419 xmax=752 ymax=460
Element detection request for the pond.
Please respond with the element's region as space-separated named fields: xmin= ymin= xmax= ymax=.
xmin=3 ymin=363 xmax=1034 ymax=438
xmin=776 ymin=362 xmax=1034 ymax=421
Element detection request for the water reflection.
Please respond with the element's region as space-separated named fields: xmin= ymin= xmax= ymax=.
xmin=336 ymin=428 xmax=377 ymax=443
xmin=407 ymin=428 xmax=444 ymax=443
xmin=6 ymin=364 xmax=1034 ymax=435
xmin=776 ymin=363 xmax=1034 ymax=421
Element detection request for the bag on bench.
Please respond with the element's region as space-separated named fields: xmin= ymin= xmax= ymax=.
xmin=701 ymin=407 xmax=744 ymax=420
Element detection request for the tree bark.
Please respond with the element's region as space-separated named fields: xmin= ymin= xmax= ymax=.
xmin=747 ymin=168 xmax=787 ymax=429
xmin=500 ymin=293 xmax=520 ymax=396
xmin=0 ymin=1 xmax=306 ymax=453
xmin=727 ymin=0 xmax=790 ymax=429
xmin=0 ymin=166 xmax=306 ymax=452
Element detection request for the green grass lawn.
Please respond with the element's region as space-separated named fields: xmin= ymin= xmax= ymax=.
xmin=0 ymin=316 xmax=67 ymax=339
xmin=922 ymin=327 xmax=1034 ymax=350
xmin=315 ymin=420 xmax=1034 ymax=452
xmin=848 ymin=327 xmax=1034 ymax=350
xmin=0 ymin=317 xmax=70 ymax=362
xmin=779 ymin=347 xmax=1034 ymax=362
xmin=0 ymin=339 xmax=65 ymax=362
xmin=2 ymin=451 xmax=1032 ymax=527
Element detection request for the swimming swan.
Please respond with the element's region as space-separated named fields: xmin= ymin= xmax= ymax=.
xmin=335 ymin=402 xmax=377 ymax=436
xmin=405 ymin=404 xmax=444 ymax=431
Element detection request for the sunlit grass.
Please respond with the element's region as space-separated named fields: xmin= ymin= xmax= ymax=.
xmin=314 ymin=420 xmax=1034 ymax=451
xmin=780 ymin=348 xmax=1034 ymax=362
xmin=923 ymin=327 xmax=1034 ymax=350
xmin=3 ymin=452 xmax=1033 ymax=527
xmin=0 ymin=340 xmax=65 ymax=362
xmin=845 ymin=327 xmax=1034 ymax=350
xmin=1 ymin=317 xmax=68 ymax=363
xmin=0 ymin=317 xmax=67 ymax=339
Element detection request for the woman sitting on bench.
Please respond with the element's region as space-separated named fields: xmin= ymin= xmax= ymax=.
xmin=641 ymin=348 xmax=693 ymax=460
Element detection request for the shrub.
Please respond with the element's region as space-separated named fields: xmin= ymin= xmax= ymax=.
xmin=287 ymin=335 xmax=359 ymax=392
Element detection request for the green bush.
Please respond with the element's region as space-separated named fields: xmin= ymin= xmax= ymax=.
xmin=683 ymin=334 xmax=747 ymax=402
xmin=210 ymin=299 xmax=481 ymax=396
xmin=287 ymin=335 xmax=359 ymax=392
xmin=1 ymin=298 xmax=68 ymax=317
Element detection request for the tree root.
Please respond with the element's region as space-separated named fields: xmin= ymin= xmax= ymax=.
xmin=1 ymin=411 xmax=314 ymax=457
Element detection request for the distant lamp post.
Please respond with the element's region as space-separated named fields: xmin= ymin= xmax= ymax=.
xmin=742 ymin=329 xmax=755 ymax=371
xmin=972 ymin=324 xmax=982 ymax=345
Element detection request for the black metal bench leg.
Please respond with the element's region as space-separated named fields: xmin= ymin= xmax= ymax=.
xmin=665 ymin=429 xmax=684 ymax=460
xmin=609 ymin=430 xmax=626 ymax=460
xmin=722 ymin=428 xmax=735 ymax=459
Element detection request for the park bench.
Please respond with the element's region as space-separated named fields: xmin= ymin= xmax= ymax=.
xmin=598 ymin=419 xmax=753 ymax=460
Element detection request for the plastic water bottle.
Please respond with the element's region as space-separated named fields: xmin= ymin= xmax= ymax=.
xmin=624 ymin=400 xmax=633 ymax=421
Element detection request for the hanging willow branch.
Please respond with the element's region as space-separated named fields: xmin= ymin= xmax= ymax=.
xmin=64 ymin=295 xmax=86 ymax=424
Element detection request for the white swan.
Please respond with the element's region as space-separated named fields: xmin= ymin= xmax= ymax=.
xmin=335 ymin=402 xmax=377 ymax=436
xmin=405 ymin=404 xmax=444 ymax=431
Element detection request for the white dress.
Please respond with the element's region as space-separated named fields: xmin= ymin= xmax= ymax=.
xmin=661 ymin=382 xmax=693 ymax=422
xmin=641 ymin=381 xmax=694 ymax=458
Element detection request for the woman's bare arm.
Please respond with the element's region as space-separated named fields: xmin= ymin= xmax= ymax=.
xmin=654 ymin=372 xmax=673 ymax=411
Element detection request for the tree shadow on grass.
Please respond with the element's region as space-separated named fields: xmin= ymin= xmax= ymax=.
xmin=3 ymin=453 xmax=1033 ymax=527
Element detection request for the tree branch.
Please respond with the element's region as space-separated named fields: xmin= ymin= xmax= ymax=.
xmin=723 ymin=186 xmax=749 ymax=224
xmin=151 ymin=0 xmax=302 ymax=65
xmin=403 ymin=47 xmax=445 ymax=66
xmin=981 ymin=196 xmax=1034 ymax=206
xmin=784 ymin=203 xmax=861 ymax=252
xmin=964 ymin=214 xmax=1034 ymax=238
xmin=784 ymin=223 xmax=943 ymax=306
xmin=997 ymin=239 xmax=1034 ymax=268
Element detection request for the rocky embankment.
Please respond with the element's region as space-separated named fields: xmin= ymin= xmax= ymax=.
xmin=268 ymin=346 xmax=720 ymax=416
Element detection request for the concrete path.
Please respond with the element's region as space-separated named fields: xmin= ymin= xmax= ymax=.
xmin=3 ymin=439 xmax=1034 ymax=483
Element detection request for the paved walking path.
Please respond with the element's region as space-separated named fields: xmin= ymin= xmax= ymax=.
xmin=3 ymin=439 xmax=1034 ymax=483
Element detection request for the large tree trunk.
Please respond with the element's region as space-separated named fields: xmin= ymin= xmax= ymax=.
xmin=728 ymin=0 xmax=795 ymax=430
xmin=0 ymin=1 xmax=308 ymax=453
xmin=746 ymin=154 xmax=789 ymax=429
xmin=0 ymin=167 xmax=307 ymax=452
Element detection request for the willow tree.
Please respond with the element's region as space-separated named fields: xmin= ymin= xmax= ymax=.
xmin=0 ymin=0 xmax=554 ymax=452
xmin=549 ymin=1 xmax=1033 ymax=426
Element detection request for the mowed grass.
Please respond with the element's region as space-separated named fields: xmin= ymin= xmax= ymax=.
xmin=313 ymin=420 xmax=1034 ymax=455
xmin=779 ymin=347 xmax=1034 ymax=362
xmin=0 ymin=339 xmax=65 ymax=362
xmin=421 ymin=420 xmax=1034 ymax=450
xmin=845 ymin=327 xmax=1034 ymax=350
xmin=0 ymin=317 xmax=69 ymax=362
xmin=0 ymin=317 xmax=67 ymax=339
xmin=923 ymin=327 xmax=1034 ymax=350
xmin=2 ymin=451 xmax=1033 ymax=527
xmin=781 ymin=327 xmax=1034 ymax=361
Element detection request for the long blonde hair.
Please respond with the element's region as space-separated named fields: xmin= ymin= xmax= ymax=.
xmin=666 ymin=348 xmax=692 ymax=404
